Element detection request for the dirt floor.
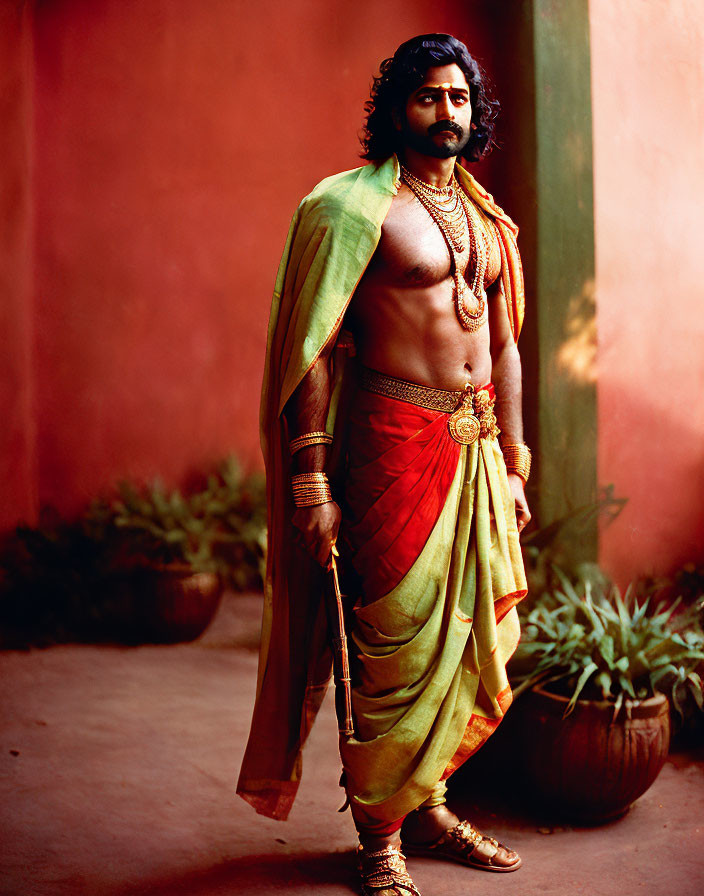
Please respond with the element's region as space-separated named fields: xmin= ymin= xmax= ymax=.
xmin=1 ymin=593 xmax=703 ymax=896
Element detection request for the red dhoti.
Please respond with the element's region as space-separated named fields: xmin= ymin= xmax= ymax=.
xmin=338 ymin=369 xmax=527 ymax=829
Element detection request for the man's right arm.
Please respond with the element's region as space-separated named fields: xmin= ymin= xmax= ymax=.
xmin=283 ymin=336 xmax=342 ymax=568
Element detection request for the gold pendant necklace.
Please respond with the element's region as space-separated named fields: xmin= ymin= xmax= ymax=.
xmin=400 ymin=165 xmax=488 ymax=332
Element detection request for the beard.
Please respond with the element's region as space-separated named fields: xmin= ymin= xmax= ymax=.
xmin=399 ymin=118 xmax=471 ymax=159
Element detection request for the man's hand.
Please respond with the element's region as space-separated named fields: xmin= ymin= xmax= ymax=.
xmin=507 ymin=473 xmax=531 ymax=534
xmin=292 ymin=501 xmax=342 ymax=568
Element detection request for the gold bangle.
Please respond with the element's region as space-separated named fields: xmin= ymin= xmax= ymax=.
xmin=502 ymin=443 xmax=532 ymax=483
xmin=291 ymin=472 xmax=332 ymax=507
xmin=291 ymin=472 xmax=329 ymax=483
xmin=292 ymin=491 xmax=332 ymax=507
xmin=293 ymin=493 xmax=332 ymax=507
xmin=289 ymin=431 xmax=333 ymax=455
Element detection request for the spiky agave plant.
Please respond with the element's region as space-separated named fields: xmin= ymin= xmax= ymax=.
xmin=511 ymin=573 xmax=704 ymax=719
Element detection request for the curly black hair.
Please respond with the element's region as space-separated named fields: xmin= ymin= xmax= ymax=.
xmin=360 ymin=34 xmax=499 ymax=164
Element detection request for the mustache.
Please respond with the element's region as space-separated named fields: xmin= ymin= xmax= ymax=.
xmin=428 ymin=120 xmax=464 ymax=138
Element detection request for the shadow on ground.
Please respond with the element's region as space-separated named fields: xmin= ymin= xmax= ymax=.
xmin=114 ymin=850 xmax=358 ymax=896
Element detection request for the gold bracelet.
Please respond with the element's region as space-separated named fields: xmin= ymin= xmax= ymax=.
xmin=292 ymin=489 xmax=332 ymax=507
xmin=289 ymin=431 xmax=333 ymax=456
xmin=293 ymin=491 xmax=332 ymax=507
xmin=502 ymin=443 xmax=532 ymax=483
xmin=291 ymin=472 xmax=332 ymax=507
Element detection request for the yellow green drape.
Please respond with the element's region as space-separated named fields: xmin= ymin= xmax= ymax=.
xmin=341 ymin=438 xmax=526 ymax=826
xmin=238 ymin=156 xmax=525 ymax=821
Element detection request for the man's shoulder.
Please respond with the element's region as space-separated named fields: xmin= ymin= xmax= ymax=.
xmin=455 ymin=165 xmax=519 ymax=236
xmin=307 ymin=165 xmax=368 ymax=197
xmin=296 ymin=157 xmax=398 ymax=227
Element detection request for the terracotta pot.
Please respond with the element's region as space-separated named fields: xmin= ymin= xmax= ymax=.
xmin=512 ymin=684 xmax=671 ymax=822
xmin=138 ymin=566 xmax=223 ymax=643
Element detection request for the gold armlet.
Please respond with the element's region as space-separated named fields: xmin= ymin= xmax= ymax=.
xmin=289 ymin=431 xmax=333 ymax=456
xmin=502 ymin=443 xmax=532 ymax=483
xmin=291 ymin=471 xmax=332 ymax=507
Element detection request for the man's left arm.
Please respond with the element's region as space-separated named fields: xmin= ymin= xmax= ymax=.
xmin=487 ymin=279 xmax=531 ymax=533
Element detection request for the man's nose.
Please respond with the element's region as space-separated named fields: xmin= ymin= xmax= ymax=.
xmin=437 ymin=93 xmax=454 ymax=119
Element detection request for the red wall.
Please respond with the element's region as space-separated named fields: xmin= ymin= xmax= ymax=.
xmin=0 ymin=2 xmax=37 ymax=531
xmin=12 ymin=0 xmax=497 ymax=520
xmin=591 ymin=0 xmax=704 ymax=581
xmin=4 ymin=1 xmax=701 ymax=581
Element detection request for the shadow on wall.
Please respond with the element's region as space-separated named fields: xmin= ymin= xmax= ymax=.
xmin=556 ymin=278 xmax=597 ymax=386
xmin=540 ymin=272 xmax=703 ymax=581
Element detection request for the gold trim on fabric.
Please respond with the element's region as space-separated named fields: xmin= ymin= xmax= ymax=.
xmin=359 ymin=367 xmax=464 ymax=413
xmin=359 ymin=366 xmax=499 ymax=441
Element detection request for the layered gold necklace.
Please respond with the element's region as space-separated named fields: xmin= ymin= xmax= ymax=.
xmin=400 ymin=165 xmax=488 ymax=332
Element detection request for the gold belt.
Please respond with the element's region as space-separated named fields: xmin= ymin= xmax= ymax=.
xmin=358 ymin=366 xmax=500 ymax=445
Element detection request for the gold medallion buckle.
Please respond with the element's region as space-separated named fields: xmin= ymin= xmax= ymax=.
xmin=448 ymin=409 xmax=481 ymax=444
xmin=448 ymin=383 xmax=481 ymax=444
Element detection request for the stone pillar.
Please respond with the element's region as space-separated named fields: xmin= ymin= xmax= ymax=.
xmin=491 ymin=0 xmax=598 ymax=560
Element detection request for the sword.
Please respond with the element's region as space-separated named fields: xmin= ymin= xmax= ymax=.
xmin=325 ymin=545 xmax=354 ymax=737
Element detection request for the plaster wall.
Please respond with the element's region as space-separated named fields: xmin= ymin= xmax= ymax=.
xmin=0 ymin=2 xmax=37 ymax=529
xmin=590 ymin=0 xmax=704 ymax=580
xmin=13 ymin=0 xmax=496 ymax=520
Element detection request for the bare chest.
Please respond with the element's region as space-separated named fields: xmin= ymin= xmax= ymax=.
xmin=369 ymin=189 xmax=501 ymax=288
xmin=374 ymin=194 xmax=452 ymax=286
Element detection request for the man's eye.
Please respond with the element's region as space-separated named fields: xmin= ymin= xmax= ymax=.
xmin=452 ymin=95 xmax=468 ymax=105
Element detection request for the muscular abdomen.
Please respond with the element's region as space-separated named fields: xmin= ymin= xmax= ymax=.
xmin=345 ymin=187 xmax=499 ymax=390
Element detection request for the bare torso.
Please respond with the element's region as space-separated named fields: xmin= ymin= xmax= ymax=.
xmin=345 ymin=182 xmax=502 ymax=390
xmin=284 ymin=62 xmax=531 ymax=588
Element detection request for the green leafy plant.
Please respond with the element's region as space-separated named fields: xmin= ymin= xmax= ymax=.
xmin=0 ymin=457 xmax=267 ymax=647
xmin=511 ymin=573 xmax=704 ymax=719
xmin=0 ymin=515 xmax=123 ymax=647
xmin=87 ymin=456 xmax=266 ymax=589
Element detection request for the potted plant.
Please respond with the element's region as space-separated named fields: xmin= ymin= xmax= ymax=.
xmin=0 ymin=514 xmax=128 ymax=648
xmin=87 ymin=457 xmax=266 ymax=643
xmin=505 ymin=573 xmax=704 ymax=821
xmin=0 ymin=458 xmax=266 ymax=648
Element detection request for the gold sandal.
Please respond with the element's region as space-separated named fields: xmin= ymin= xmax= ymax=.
xmin=356 ymin=843 xmax=422 ymax=895
xmin=403 ymin=819 xmax=521 ymax=873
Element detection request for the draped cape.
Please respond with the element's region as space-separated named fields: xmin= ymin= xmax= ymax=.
xmin=236 ymin=154 xmax=525 ymax=820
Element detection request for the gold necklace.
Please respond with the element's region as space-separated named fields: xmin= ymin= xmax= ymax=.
xmin=400 ymin=165 xmax=488 ymax=332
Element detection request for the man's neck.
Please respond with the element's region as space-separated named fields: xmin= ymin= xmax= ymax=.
xmin=399 ymin=149 xmax=457 ymax=188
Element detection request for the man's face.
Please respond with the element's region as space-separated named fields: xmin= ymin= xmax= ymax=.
xmin=399 ymin=63 xmax=473 ymax=159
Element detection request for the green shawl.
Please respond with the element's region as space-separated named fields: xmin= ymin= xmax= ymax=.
xmin=237 ymin=154 xmax=525 ymax=820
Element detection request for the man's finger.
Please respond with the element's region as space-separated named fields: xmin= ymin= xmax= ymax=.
xmin=317 ymin=540 xmax=334 ymax=568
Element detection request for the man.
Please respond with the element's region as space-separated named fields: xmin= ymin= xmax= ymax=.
xmin=238 ymin=34 xmax=531 ymax=896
